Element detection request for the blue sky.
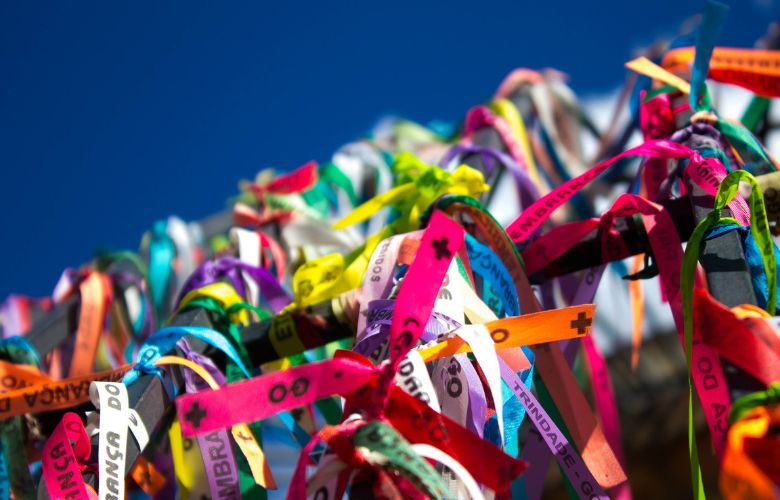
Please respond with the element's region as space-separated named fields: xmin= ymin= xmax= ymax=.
xmin=1 ymin=1 xmax=777 ymax=299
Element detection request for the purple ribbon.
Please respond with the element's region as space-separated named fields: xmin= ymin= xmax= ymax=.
xmin=353 ymin=299 xmax=488 ymax=437
xmin=656 ymin=123 xmax=735 ymax=202
xmin=177 ymin=256 xmax=292 ymax=313
xmin=522 ymin=264 xmax=607 ymax=499
xmin=501 ymin=359 xmax=608 ymax=499
xmin=441 ymin=144 xmax=541 ymax=210
xmin=179 ymin=341 xmax=242 ymax=498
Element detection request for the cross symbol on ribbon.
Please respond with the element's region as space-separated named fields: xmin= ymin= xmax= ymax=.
xmin=184 ymin=402 xmax=208 ymax=429
xmin=431 ymin=237 xmax=452 ymax=260
xmin=570 ymin=311 xmax=593 ymax=335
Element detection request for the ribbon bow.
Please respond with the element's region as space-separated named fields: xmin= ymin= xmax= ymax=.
xmin=235 ymin=161 xmax=320 ymax=228
xmin=246 ymin=161 xmax=319 ymax=199
xmin=333 ymin=153 xmax=488 ymax=231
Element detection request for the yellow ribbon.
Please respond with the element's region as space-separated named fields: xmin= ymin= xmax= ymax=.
xmin=169 ymin=418 xmax=210 ymax=499
xmin=288 ymin=226 xmax=394 ymax=310
xmin=333 ymin=153 xmax=488 ymax=231
xmin=285 ymin=154 xmax=488 ymax=311
xmin=490 ymin=98 xmax=544 ymax=188
xmin=625 ymin=56 xmax=692 ymax=95
xmin=157 ymin=355 xmax=277 ymax=489
xmin=730 ymin=303 xmax=773 ymax=320
xmin=178 ymin=282 xmax=250 ymax=326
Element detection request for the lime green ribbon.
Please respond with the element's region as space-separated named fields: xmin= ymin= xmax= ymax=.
xmin=681 ymin=169 xmax=776 ymax=500
xmin=393 ymin=119 xmax=447 ymax=152
xmin=210 ymin=234 xmax=231 ymax=255
xmin=333 ymin=152 xmax=489 ymax=232
xmin=729 ymin=383 xmax=780 ymax=424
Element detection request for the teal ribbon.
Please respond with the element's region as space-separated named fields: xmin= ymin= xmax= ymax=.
xmin=123 ymin=325 xmax=251 ymax=386
xmin=464 ymin=234 xmax=535 ymax=470
xmin=0 ymin=440 xmax=8 ymax=500
xmin=149 ymin=219 xmax=175 ymax=323
xmin=0 ymin=337 xmax=40 ymax=499
xmin=690 ymin=0 xmax=729 ymax=112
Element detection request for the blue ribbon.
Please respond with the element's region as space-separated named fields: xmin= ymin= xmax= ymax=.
xmin=464 ymin=234 xmax=535 ymax=458
xmin=707 ymin=223 xmax=780 ymax=315
xmin=123 ymin=326 xmax=251 ymax=386
xmin=464 ymin=234 xmax=520 ymax=316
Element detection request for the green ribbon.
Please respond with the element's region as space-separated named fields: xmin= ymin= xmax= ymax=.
xmin=352 ymin=421 xmax=447 ymax=498
xmin=681 ymin=169 xmax=776 ymax=500
xmin=719 ymin=119 xmax=775 ymax=174
xmin=94 ymin=249 xmax=149 ymax=278
xmin=320 ymin=162 xmax=358 ymax=207
xmin=728 ymin=383 xmax=780 ymax=424
xmin=741 ymin=96 xmax=770 ymax=134
xmin=180 ymin=296 xmax=270 ymax=498
xmin=181 ymin=294 xmax=342 ymax=496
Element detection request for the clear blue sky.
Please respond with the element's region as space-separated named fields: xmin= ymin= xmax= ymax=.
xmin=1 ymin=1 xmax=777 ymax=299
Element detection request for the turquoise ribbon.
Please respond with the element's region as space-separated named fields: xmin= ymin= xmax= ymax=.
xmin=690 ymin=0 xmax=729 ymax=112
xmin=124 ymin=326 xmax=251 ymax=385
xmin=149 ymin=219 xmax=175 ymax=323
xmin=464 ymin=234 xmax=535 ymax=461
xmin=0 ymin=337 xmax=39 ymax=499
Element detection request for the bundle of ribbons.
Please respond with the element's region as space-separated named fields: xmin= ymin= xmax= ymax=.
xmin=2 ymin=3 xmax=780 ymax=499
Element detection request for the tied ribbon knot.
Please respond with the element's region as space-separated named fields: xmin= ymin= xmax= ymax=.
xmin=123 ymin=325 xmax=251 ymax=388
xmin=729 ymin=383 xmax=780 ymax=424
xmin=233 ymin=202 xmax=296 ymax=228
xmin=235 ymin=161 xmax=319 ymax=228
xmin=176 ymin=211 xmax=526 ymax=496
xmin=245 ymin=161 xmax=318 ymax=200
xmin=394 ymin=152 xmax=489 ymax=200
xmin=333 ymin=153 xmax=488 ymax=231
xmin=176 ymin=256 xmax=292 ymax=314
